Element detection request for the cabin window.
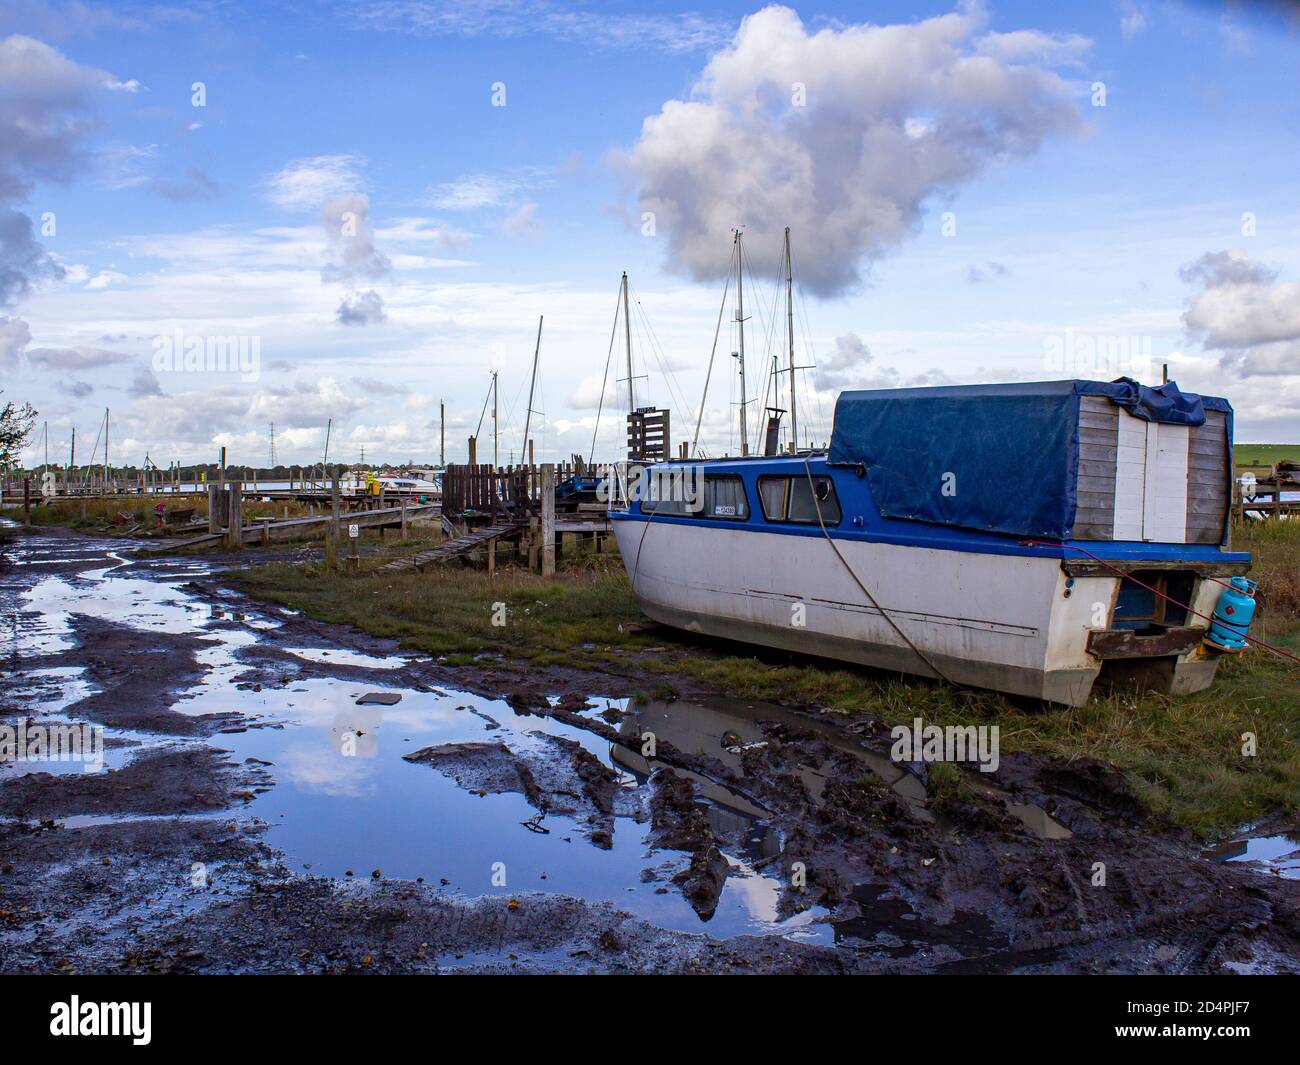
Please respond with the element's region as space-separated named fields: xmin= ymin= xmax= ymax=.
xmin=641 ymin=473 xmax=687 ymax=515
xmin=759 ymin=477 xmax=787 ymax=521
xmin=758 ymin=474 xmax=842 ymax=525
xmin=703 ymin=475 xmax=749 ymax=520
xmin=641 ymin=468 xmax=704 ymax=516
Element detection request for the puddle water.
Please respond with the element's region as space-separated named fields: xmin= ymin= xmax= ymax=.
xmin=1206 ymin=833 xmax=1300 ymax=880
xmin=283 ymin=647 xmax=409 ymax=669
xmin=196 ymin=683 xmax=828 ymax=939
xmin=1 ymin=532 xmax=832 ymax=942
xmin=0 ymin=529 xmax=1080 ymax=947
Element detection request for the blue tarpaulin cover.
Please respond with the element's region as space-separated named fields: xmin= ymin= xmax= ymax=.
xmin=826 ymin=379 xmax=1232 ymax=540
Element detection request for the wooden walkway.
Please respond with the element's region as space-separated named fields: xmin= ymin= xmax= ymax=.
xmin=383 ymin=522 xmax=524 ymax=572
xmin=141 ymin=502 xmax=440 ymax=552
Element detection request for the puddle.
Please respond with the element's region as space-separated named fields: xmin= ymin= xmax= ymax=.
xmin=0 ymin=529 xmax=1080 ymax=945
xmin=618 ymin=696 xmax=928 ymax=812
xmin=0 ymin=529 xmax=1086 ymax=952
xmin=1 ymin=532 xmax=829 ymax=942
xmin=283 ymin=647 xmax=410 ymax=670
xmin=1206 ymin=833 xmax=1300 ymax=880
xmin=178 ymin=679 xmax=828 ymax=940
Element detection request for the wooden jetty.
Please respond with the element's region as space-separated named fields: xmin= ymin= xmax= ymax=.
xmin=1235 ymin=460 xmax=1300 ymax=519
xmin=386 ymin=461 xmax=612 ymax=576
xmin=148 ymin=500 xmax=439 ymax=553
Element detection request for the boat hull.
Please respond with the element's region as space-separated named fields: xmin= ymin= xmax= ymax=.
xmin=611 ymin=519 xmax=1221 ymax=706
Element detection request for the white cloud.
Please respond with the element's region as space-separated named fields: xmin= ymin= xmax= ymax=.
xmin=264 ymin=154 xmax=366 ymax=210
xmin=85 ymin=270 xmax=127 ymax=289
xmin=428 ymin=173 xmax=521 ymax=210
xmin=1119 ymin=2 xmax=1147 ymax=41
xmin=0 ymin=35 xmax=125 ymax=307
xmin=425 ymin=167 xmax=552 ymax=210
xmin=501 ymin=201 xmax=541 ymax=237
xmin=349 ymin=1 xmax=730 ymax=54
xmin=1181 ymin=250 xmax=1300 ymax=375
xmin=975 ymin=29 xmax=1090 ymax=66
xmin=321 ymin=194 xmax=390 ymax=282
xmin=97 ymin=143 xmax=156 ymax=190
xmin=26 ymin=344 xmax=131 ymax=370
xmin=0 ymin=315 xmax=30 ymax=369
xmin=127 ymin=364 xmax=164 ymax=396
xmin=336 ymin=289 xmax=386 ymax=326
xmin=813 ymin=332 xmax=951 ymax=393
xmin=620 ymin=5 xmax=1084 ymax=296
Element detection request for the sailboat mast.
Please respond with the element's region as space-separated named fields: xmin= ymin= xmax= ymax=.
xmin=784 ymin=227 xmax=797 ymax=454
xmin=735 ymin=230 xmax=749 ymax=457
xmin=523 ymin=316 xmax=543 ymax=460
xmin=321 ymin=417 xmax=332 ymax=484
xmin=622 ymin=272 xmax=634 ymax=412
xmin=491 ymin=370 xmax=499 ymax=468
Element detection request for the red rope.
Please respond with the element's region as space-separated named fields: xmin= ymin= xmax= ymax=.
xmin=1019 ymin=539 xmax=1300 ymax=666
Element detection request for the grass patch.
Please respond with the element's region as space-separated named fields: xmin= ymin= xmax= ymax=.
xmin=2 ymin=495 xmax=331 ymax=536
xmin=927 ymin=762 xmax=975 ymax=811
xmin=1234 ymin=443 xmax=1300 ymax=470
xmin=2 ymin=496 xmax=208 ymax=529
xmin=230 ymin=539 xmax=1299 ymax=836
xmin=232 ymin=548 xmax=642 ymax=661
xmin=1234 ymin=519 xmax=1300 ymax=619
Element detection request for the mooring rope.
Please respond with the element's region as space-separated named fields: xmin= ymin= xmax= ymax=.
xmin=801 ymin=458 xmax=962 ymax=689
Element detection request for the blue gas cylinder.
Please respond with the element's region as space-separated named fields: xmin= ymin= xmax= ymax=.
xmin=1205 ymin=577 xmax=1258 ymax=652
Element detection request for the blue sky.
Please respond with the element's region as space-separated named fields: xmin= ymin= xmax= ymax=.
xmin=2 ymin=0 xmax=1299 ymax=468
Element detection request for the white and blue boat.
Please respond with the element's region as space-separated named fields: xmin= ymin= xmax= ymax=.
xmin=611 ymin=379 xmax=1250 ymax=706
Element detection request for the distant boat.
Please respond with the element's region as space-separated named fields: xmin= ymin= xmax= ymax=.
xmin=343 ymin=472 xmax=441 ymax=495
xmin=611 ymin=378 xmax=1249 ymax=706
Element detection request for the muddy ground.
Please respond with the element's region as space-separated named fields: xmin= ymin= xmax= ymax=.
xmin=1 ymin=526 xmax=1297 ymax=974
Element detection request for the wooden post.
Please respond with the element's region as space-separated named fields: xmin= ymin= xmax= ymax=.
xmin=226 ymin=482 xmax=243 ymax=548
xmin=541 ymin=463 xmax=556 ymax=577
xmin=208 ymin=484 xmax=221 ymax=533
xmin=346 ymin=522 xmax=359 ymax=575
xmin=401 ymin=500 xmax=409 ymax=541
xmin=487 ymin=536 xmax=496 ymax=577
xmin=328 ymin=476 xmax=341 ymax=568
xmin=23 ymin=477 xmax=31 ymax=526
